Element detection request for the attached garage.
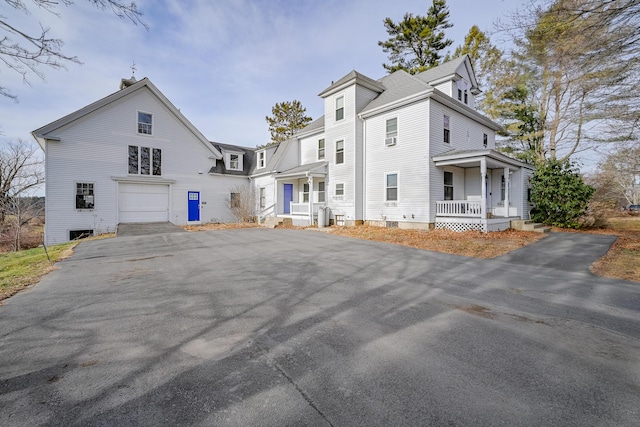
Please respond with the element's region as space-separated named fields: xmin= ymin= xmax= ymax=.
xmin=118 ymin=182 xmax=170 ymax=223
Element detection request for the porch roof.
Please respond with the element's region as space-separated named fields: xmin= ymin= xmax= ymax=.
xmin=276 ymin=161 xmax=327 ymax=179
xmin=432 ymin=149 xmax=534 ymax=170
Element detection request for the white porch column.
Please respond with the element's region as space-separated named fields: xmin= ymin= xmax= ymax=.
xmin=504 ymin=167 xmax=510 ymax=217
xmin=308 ymin=175 xmax=314 ymax=226
xmin=480 ymin=158 xmax=487 ymax=219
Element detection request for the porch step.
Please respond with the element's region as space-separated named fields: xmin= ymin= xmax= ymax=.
xmin=261 ymin=217 xmax=283 ymax=229
xmin=260 ymin=216 xmax=292 ymax=229
xmin=511 ymin=219 xmax=551 ymax=233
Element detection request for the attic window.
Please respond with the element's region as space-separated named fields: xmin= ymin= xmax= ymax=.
xmin=230 ymin=154 xmax=239 ymax=170
xmin=444 ymin=115 xmax=450 ymax=144
xmin=225 ymin=152 xmax=243 ymax=171
xmin=138 ymin=112 xmax=152 ymax=135
xmin=258 ymin=150 xmax=265 ymax=168
xmin=464 ymin=90 xmax=468 ymax=104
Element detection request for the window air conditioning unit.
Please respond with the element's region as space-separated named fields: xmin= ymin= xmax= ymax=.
xmin=385 ymin=137 xmax=397 ymax=146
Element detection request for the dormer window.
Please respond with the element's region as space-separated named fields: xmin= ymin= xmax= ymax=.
xmin=457 ymin=89 xmax=462 ymax=101
xmin=230 ymin=154 xmax=239 ymax=170
xmin=464 ymin=90 xmax=468 ymax=104
xmin=335 ymin=96 xmax=344 ymax=121
xmin=258 ymin=150 xmax=265 ymax=168
xmin=138 ymin=112 xmax=152 ymax=135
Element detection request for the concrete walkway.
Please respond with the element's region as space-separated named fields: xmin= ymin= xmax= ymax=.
xmin=0 ymin=229 xmax=638 ymax=426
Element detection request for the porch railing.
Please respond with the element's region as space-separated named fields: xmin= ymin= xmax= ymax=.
xmin=290 ymin=202 xmax=325 ymax=216
xmin=436 ymin=200 xmax=482 ymax=217
xmin=257 ymin=203 xmax=276 ymax=224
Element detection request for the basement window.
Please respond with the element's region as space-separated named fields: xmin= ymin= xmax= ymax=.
xmin=69 ymin=229 xmax=93 ymax=240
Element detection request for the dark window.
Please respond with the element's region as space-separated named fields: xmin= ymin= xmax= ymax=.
xmin=69 ymin=229 xmax=93 ymax=240
xmin=336 ymin=183 xmax=344 ymax=196
xmin=229 ymin=154 xmax=239 ymax=170
xmin=128 ymin=145 xmax=138 ymax=174
xmin=444 ymin=115 xmax=450 ymax=144
xmin=444 ymin=172 xmax=453 ymax=200
xmin=138 ymin=112 xmax=152 ymax=134
xmin=303 ymin=183 xmax=310 ymax=203
xmin=140 ymin=147 xmax=150 ymax=175
xmin=230 ymin=192 xmax=240 ymax=208
xmin=259 ymin=187 xmax=266 ymax=208
xmin=336 ymin=140 xmax=344 ymax=164
xmin=152 ymin=148 xmax=162 ymax=175
xmin=458 ymin=89 xmax=462 ymax=101
xmin=386 ymin=173 xmax=398 ymax=201
xmin=335 ymin=96 xmax=344 ymax=121
xmin=501 ymin=175 xmax=506 ymax=201
xmin=318 ymin=181 xmax=325 ymax=203
xmin=483 ymin=133 xmax=488 ymax=147
xmin=464 ymin=90 xmax=468 ymax=104
xmin=76 ymin=183 xmax=94 ymax=209
xmin=258 ymin=151 xmax=265 ymax=168
xmin=318 ymin=139 xmax=325 ymax=160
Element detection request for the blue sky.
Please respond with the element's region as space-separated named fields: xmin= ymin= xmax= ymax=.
xmin=2 ymin=0 xmax=524 ymax=149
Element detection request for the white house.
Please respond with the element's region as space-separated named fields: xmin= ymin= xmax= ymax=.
xmin=252 ymin=55 xmax=534 ymax=232
xmin=32 ymin=77 xmax=254 ymax=245
xmin=33 ymin=55 xmax=533 ymax=245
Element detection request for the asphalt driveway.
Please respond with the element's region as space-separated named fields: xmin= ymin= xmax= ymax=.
xmin=1 ymin=229 xmax=639 ymax=426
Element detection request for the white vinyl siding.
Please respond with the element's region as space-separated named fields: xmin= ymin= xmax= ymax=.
xmin=41 ymin=86 xmax=248 ymax=245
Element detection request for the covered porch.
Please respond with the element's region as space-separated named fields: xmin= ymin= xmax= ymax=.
xmin=432 ymin=149 xmax=534 ymax=232
xmin=273 ymin=161 xmax=327 ymax=226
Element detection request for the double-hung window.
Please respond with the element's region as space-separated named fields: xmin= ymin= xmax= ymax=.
xmin=258 ymin=151 xmax=265 ymax=168
xmin=303 ymin=183 xmax=310 ymax=203
xmin=318 ymin=139 xmax=325 ymax=160
xmin=230 ymin=154 xmax=239 ymax=170
xmin=129 ymin=145 xmax=162 ymax=176
xmin=335 ymin=183 xmax=344 ymax=197
xmin=444 ymin=171 xmax=454 ymax=200
xmin=138 ymin=112 xmax=152 ymax=135
xmin=259 ymin=187 xmax=266 ymax=208
xmin=483 ymin=133 xmax=488 ymax=147
xmin=76 ymin=183 xmax=94 ymax=209
xmin=230 ymin=192 xmax=240 ymax=208
xmin=336 ymin=140 xmax=344 ymax=164
xmin=444 ymin=115 xmax=450 ymax=144
xmin=386 ymin=173 xmax=398 ymax=202
xmin=335 ymin=96 xmax=344 ymax=121
xmin=318 ymin=181 xmax=325 ymax=203
xmin=385 ymin=117 xmax=398 ymax=146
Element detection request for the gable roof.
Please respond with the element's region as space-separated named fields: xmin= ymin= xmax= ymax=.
xmin=360 ymin=70 xmax=432 ymax=114
xmin=32 ymin=78 xmax=223 ymax=159
xmin=413 ymin=55 xmax=479 ymax=94
xmin=318 ymin=70 xmax=385 ymax=98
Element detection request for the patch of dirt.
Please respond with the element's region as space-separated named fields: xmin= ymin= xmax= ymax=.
xmin=454 ymin=304 xmax=495 ymax=318
xmin=326 ymin=225 xmax=545 ymax=258
xmin=182 ymin=223 xmax=260 ymax=232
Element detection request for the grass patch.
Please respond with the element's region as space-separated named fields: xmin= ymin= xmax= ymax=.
xmin=0 ymin=242 xmax=77 ymax=302
xmin=183 ymin=222 xmax=260 ymax=232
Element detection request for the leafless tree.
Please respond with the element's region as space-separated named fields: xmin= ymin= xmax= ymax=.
xmin=226 ymin=184 xmax=256 ymax=223
xmin=1 ymin=0 xmax=146 ymax=100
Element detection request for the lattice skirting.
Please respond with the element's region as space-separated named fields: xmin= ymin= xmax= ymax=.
xmin=435 ymin=222 xmax=487 ymax=232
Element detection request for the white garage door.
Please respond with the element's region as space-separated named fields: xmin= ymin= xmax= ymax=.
xmin=118 ymin=183 xmax=169 ymax=223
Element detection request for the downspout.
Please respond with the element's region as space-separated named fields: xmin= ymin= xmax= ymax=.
xmin=306 ymin=172 xmax=313 ymax=226
xmin=362 ymin=117 xmax=367 ymax=224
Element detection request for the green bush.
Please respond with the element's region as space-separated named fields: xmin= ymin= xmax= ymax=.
xmin=530 ymin=159 xmax=594 ymax=228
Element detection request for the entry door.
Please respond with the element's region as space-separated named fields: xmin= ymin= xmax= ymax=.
xmin=188 ymin=191 xmax=200 ymax=221
xmin=283 ymin=184 xmax=293 ymax=214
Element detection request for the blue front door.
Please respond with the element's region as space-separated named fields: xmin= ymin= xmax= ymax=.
xmin=188 ymin=191 xmax=200 ymax=221
xmin=283 ymin=184 xmax=293 ymax=214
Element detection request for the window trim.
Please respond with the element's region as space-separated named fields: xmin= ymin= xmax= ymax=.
xmin=335 ymin=182 xmax=344 ymax=198
xmin=302 ymin=183 xmax=310 ymax=203
xmin=335 ymin=139 xmax=344 ymax=164
xmin=385 ymin=172 xmax=398 ymax=202
xmin=444 ymin=171 xmax=454 ymax=201
xmin=230 ymin=192 xmax=241 ymax=208
xmin=318 ymin=139 xmax=325 ymax=160
xmin=75 ymin=182 xmax=95 ymax=210
xmin=385 ymin=117 xmax=398 ymax=146
xmin=335 ymin=96 xmax=344 ymax=122
xmin=259 ymin=187 xmax=266 ymax=208
xmin=257 ymin=150 xmax=265 ymax=169
xmin=129 ymin=145 xmax=162 ymax=176
xmin=444 ymin=115 xmax=450 ymax=144
xmin=137 ymin=111 xmax=153 ymax=135
xmin=483 ymin=133 xmax=488 ymax=148
xmin=318 ymin=181 xmax=325 ymax=203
